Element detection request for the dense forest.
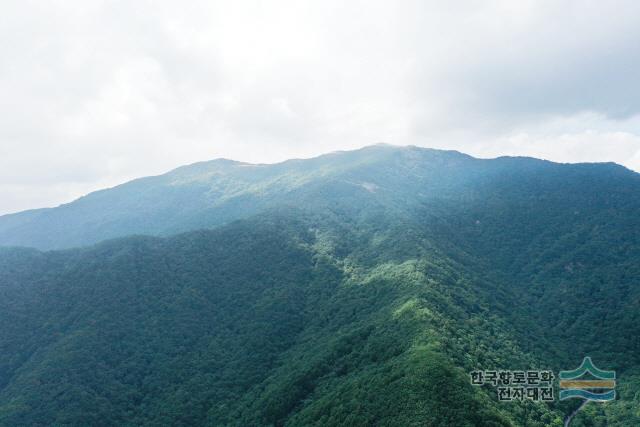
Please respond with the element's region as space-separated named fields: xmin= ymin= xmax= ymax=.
xmin=1 ymin=145 xmax=639 ymax=425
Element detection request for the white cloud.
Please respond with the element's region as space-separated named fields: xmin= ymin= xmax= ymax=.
xmin=1 ymin=0 xmax=640 ymax=214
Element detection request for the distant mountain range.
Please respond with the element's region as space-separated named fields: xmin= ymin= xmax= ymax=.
xmin=0 ymin=143 xmax=603 ymax=251
xmin=1 ymin=145 xmax=639 ymax=426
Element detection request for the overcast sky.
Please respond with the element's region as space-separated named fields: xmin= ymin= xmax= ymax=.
xmin=2 ymin=1 xmax=640 ymax=215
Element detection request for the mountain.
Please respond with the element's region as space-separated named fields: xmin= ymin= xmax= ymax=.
xmin=1 ymin=145 xmax=640 ymax=426
xmin=0 ymin=144 xmax=526 ymax=250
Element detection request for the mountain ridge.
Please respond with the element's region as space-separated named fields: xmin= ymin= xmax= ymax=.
xmin=1 ymin=144 xmax=635 ymax=251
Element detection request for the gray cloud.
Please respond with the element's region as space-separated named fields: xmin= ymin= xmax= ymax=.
xmin=1 ymin=0 xmax=640 ymax=214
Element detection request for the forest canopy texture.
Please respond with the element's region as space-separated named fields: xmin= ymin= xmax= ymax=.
xmin=1 ymin=145 xmax=639 ymax=426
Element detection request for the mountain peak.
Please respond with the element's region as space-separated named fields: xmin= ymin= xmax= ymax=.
xmin=0 ymin=145 xmax=636 ymax=250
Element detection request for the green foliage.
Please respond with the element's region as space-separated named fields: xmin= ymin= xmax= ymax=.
xmin=1 ymin=146 xmax=640 ymax=425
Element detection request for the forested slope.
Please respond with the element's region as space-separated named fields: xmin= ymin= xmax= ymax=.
xmin=1 ymin=145 xmax=640 ymax=425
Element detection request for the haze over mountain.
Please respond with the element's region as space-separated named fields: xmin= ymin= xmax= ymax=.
xmin=1 ymin=145 xmax=639 ymax=426
xmin=2 ymin=144 xmax=639 ymax=252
